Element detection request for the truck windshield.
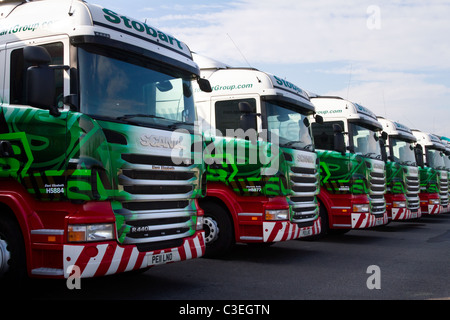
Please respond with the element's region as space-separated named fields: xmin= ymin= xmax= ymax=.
xmin=78 ymin=47 xmax=196 ymax=131
xmin=444 ymin=153 xmax=450 ymax=170
xmin=349 ymin=122 xmax=382 ymax=159
xmin=426 ymin=148 xmax=446 ymax=170
xmin=390 ymin=138 xmax=417 ymax=166
xmin=266 ymin=101 xmax=313 ymax=151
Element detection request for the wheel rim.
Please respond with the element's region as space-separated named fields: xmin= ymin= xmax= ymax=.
xmin=0 ymin=238 xmax=11 ymax=276
xmin=203 ymin=217 xmax=219 ymax=244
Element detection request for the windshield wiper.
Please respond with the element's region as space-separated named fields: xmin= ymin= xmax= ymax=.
xmin=400 ymin=160 xmax=416 ymax=166
xmin=362 ymin=152 xmax=382 ymax=160
xmin=283 ymin=141 xmax=314 ymax=151
xmin=117 ymin=114 xmax=167 ymax=121
xmin=284 ymin=140 xmax=306 ymax=147
xmin=168 ymin=121 xmax=194 ymax=129
xmin=117 ymin=114 xmax=193 ymax=129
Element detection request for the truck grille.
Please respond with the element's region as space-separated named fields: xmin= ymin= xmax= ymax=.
xmin=438 ymin=170 xmax=449 ymax=208
xmin=289 ymin=166 xmax=320 ymax=224
xmin=369 ymin=169 xmax=386 ymax=216
xmin=116 ymin=153 xmax=201 ymax=251
xmin=406 ymin=172 xmax=420 ymax=212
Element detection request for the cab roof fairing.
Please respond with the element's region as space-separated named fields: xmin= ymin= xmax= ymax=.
xmin=377 ymin=117 xmax=416 ymax=143
xmin=412 ymin=129 xmax=446 ymax=151
xmin=311 ymin=96 xmax=382 ymax=130
xmin=441 ymin=137 xmax=450 ymax=154
xmin=192 ymin=53 xmax=314 ymax=113
xmin=0 ymin=0 xmax=198 ymax=75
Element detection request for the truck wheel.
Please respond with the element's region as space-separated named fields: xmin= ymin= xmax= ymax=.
xmin=201 ymin=202 xmax=234 ymax=258
xmin=319 ymin=204 xmax=330 ymax=236
xmin=0 ymin=214 xmax=27 ymax=286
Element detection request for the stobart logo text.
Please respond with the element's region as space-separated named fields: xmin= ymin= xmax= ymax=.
xmin=102 ymin=8 xmax=184 ymax=50
xmin=273 ymin=75 xmax=307 ymax=97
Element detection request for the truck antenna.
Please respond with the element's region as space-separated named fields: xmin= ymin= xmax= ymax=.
xmin=68 ymin=0 xmax=74 ymax=16
xmin=346 ymin=63 xmax=353 ymax=99
xmin=227 ymin=33 xmax=252 ymax=68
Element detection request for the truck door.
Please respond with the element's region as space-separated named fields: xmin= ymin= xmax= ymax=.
xmin=1 ymin=37 xmax=70 ymax=200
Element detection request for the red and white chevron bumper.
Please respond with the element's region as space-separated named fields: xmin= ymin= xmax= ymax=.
xmin=351 ymin=211 xmax=388 ymax=229
xmin=424 ymin=204 xmax=442 ymax=215
xmin=263 ymin=218 xmax=321 ymax=242
xmin=63 ymin=231 xmax=205 ymax=278
xmin=391 ymin=207 xmax=422 ymax=220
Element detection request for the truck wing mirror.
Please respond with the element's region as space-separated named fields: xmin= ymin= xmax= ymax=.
xmin=238 ymin=101 xmax=253 ymax=113
xmin=379 ymin=138 xmax=388 ymax=162
xmin=414 ymin=144 xmax=424 ymax=167
xmin=24 ymin=46 xmax=51 ymax=65
xmin=26 ymin=66 xmax=58 ymax=115
xmin=314 ymin=114 xmax=324 ymax=124
xmin=24 ymin=46 xmax=69 ymax=117
xmin=332 ymin=124 xmax=346 ymax=154
xmin=197 ymin=78 xmax=212 ymax=92
xmin=238 ymin=102 xmax=257 ymax=136
xmin=303 ymin=117 xmax=310 ymax=127
xmin=332 ymin=123 xmax=343 ymax=133
xmin=240 ymin=113 xmax=257 ymax=133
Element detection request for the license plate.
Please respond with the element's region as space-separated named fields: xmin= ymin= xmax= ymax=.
xmin=148 ymin=252 xmax=173 ymax=265
xmin=300 ymin=228 xmax=313 ymax=237
xmin=375 ymin=217 xmax=384 ymax=226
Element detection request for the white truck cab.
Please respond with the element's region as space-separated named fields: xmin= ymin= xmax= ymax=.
xmin=377 ymin=117 xmax=421 ymax=220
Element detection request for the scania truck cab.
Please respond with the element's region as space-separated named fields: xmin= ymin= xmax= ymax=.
xmin=193 ymin=54 xmax=321 ymax=257
xmin=412 ymin=130 xmax=447 ymax=215
xmin=441 ymin=136 xmax=450 ymax=212
xmin=0 ymin=0 xmax=210 ymax=281
xmin=310 ymin=96 xmax=388 ymax=234
xmin=377 ymin=117 xmax=421 ymax=220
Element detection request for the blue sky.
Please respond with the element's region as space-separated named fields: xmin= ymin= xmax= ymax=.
xmin=91 ymin=0 xmax=450 ymax=137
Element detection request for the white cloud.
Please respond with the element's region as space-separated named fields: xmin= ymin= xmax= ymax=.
xmin=92 ymin=0 xmax=450 ymax=137
xmin=326 ymin=69 xmax=450 ymax=136
xmin=162 ymin=0 xmax=450 ymax=71
xmin=155 ymin=0 xmax=450 ymax=136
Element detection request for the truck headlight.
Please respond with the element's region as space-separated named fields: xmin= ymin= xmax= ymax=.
xmin=352 ymin=204 xmax=370 ymax=213
xmin=196 ymin=216 xmax=204 ymax=231
xmin=265 ymin=209 xmax=289 ymax=221
xmin=429 ymin=199 xmax=440 ymax=205
xmin=393 ymin=201 xmax=406 ymax=208
xmin=68 ymin=224 xmax=115 ymax=242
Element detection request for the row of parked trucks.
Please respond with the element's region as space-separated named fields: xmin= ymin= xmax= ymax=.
xmin=1 ymin=0 xmax=449 ymax=283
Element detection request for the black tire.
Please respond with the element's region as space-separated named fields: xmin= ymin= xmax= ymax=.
xmin=0 ymin=213 xmax=27 ymax=288
xmin=318 ymin=204 xmax=350 ymax=235
xmin=200 ymin=202 xmax=235 ymax=258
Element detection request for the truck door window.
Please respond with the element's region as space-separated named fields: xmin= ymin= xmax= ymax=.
xmin=349 ymin=122 xmax=382 ymax=158
xmin=10 ymin=42 xmax=64 ymax=107
xmin=312 ymin=121 xmax=344 ymax=150
xmin=215 ymin=98 xmax=256 ymax=137
xmin=265 ymin=100 xmax=313 ymax=150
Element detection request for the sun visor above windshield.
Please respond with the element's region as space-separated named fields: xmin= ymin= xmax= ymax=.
xmin=86 ymin=4 xmax=194 ymax=61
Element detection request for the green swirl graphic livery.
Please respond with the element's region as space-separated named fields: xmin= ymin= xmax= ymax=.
xmin=419 ymin=167 xmax=439 ymax=193
xmin=204 ymin=137 xmax=290 ymax=197
xmin=317 ymin=150 xmax=370 ymax=194
xmin=0 ymin=106 xmax=203 ymax=244
xmin=385 ymin=161 xmax=407 ymax=194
